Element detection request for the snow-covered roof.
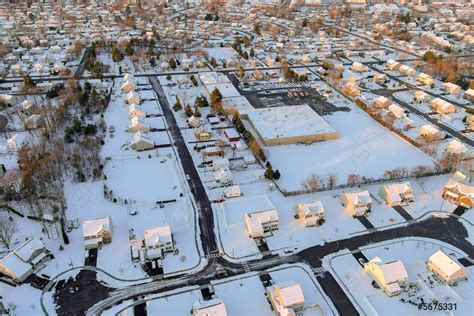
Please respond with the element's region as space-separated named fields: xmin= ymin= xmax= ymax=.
xmin=245 ymin=105 xmax=337 ymax=141
xmin=14 ymin=237 xmax=45 ymax=263
xmin=192 ymin=298 xmax=227 ymax=316
xmin=382 ymin=182 xmax=413 ymax=202
xmin=369 ymin=257 xmax=408 ymax=284
xmin=429 ymin=250 xmax=467 ymax=277
xmin=0 ymin=252 xmax=32 ymax=280
xmin=298 ymin=201 xmax=324 ymax=216
xmin=82 ymin=216 xmax=112 ymax=238
xmin=144 ymin=225 xmax=172 ymax=247
xmin=274 ymin=281 xmax=305 ymax=307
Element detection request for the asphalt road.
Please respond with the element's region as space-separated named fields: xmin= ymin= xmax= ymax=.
xmin=148 ymin=76 xmax=218 ymax=255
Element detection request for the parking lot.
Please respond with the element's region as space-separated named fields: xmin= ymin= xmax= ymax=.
xmin=228 ymin=74 xmax=350 ymax=115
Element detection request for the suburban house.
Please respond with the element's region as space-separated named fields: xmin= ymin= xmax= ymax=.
xmin=388 ymin=104 xmax=406 ymax=119
xmin=466 ymin=115 xmax=474 ymax=132
xmin=212 ymin=158 xmax=229 ymax=172
xmin=445 ymin=139 xmax=471 ymax=158
xmin=379 ymin=182 xmax=414 ymax=206
xmin=398 ymin=64 xmax=416 ymax=77
xmin=192 ymin=298 xmax=227 ymax=316
xmin=441 ymin=82 xmax=461 ymax=95
xmin=364 ymin=257 xmax=408 ymax=296
xmin=245 ymin=209 xmax=279 ymax=238
xmin=372 ymin=96 xmax=392 ymax=109
xmin=224 ymin=128 xmax=240 ymax=142
xmin=427 ymin=250 xmax=469 ymax=284
xmin=121 ymin=80 xmax=135 ymax=93
xmin=373 ymin=73 xmax=388 ymax=84
xmin=296 ymin=201 xmax=325 ymax=227
xmin=213 ymin=167 xmax=233 ymax=185
xmin=224 ymin=185 xmax=241 ymax=199
xmin=201 ymin=146 xmax=223 ymax=157
xmin=265 ymin=281 xmax=305 ymax=316
xmin=125 ymin=91 xmax=140 ymax=105
xmin=0 ymin=237 xmax=52 ymax=283
xmin=414 ymin=90 xmax=429 ymax=103
xmin=128 ymin=116 xmax=150 ymax=133
xmin=131 ymin=131 xmax=154 ymax=151
xmin=352 ymin=61 xmax=366 ymax=72
xmin=82 ymin=216 xmax=113 ymax=250
xmin=386 ymin=59 xmax=400 ymax=71
xmin=431 ymin=98 xmax=455 ymax=114
xmin=416 ymin=73 xmax=435 ymax=86
xmin=129 ymin=103 xmax=145 ymax=119
xmin=464 ymin=88 xmax=474 ymax=101
xmin=442 ymin=176 xmax=473 ymax=208
xmin=419 ymin=124 xmax=446 ymax=141
xmin=340 ymin=191 xmax=373 ymax=217
xmin=143 ymin=225 xmax=174 ymax=261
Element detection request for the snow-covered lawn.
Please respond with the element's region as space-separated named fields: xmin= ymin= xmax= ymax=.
xmin=267 ymin=106 xmax=435 ymax=192
xmin=324 ymin=238 xmax=473 ymax=315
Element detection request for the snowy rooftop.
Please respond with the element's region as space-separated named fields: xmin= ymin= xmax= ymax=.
xmin=82 ymin=216 xmax=112 ymax=238
xmin=428 ymin=250 xmax=467 ymax=277
xmin=273 ymin=281 xmax=305 ymax=307
xmin=144 ymin=225 xmax=172 ymax=247
xmin=245 ymin=105 xmax=337 ymax=141
xmin=193 ymin=298 xmax=227 ymax=316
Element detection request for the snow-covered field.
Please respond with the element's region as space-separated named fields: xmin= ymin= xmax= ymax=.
xmin=267 ymin=105 xmax=435 ymax=192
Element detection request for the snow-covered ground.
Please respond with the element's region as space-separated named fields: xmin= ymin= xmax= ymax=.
xmin=324 ymin=238 xmax=473 ymax=315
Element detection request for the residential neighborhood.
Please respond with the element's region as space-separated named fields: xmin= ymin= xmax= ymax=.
xmin=0 ymin=0 xmax=472 ymax=315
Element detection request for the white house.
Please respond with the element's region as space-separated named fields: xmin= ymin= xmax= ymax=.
xmin=352 ymin=61 xmax=366 ymax=72
xmin=445 ymin=139 xmax=471 ymax=157
xmin=129 ymin=103 xmax=145 ymax=119
xmin=224 ymin=185 xmax=241 ymax=199
xmin=379 ymin=182 xmax=414 ymax=206
xmin=364 ymin=257 xmax=408 ymax=296
xmin=82 ymin=216 xmax=113 ymax=250
xmin=372 ymin=96 xmax=392 ymax=109
xmin=125 ymin=91 xmax=140 ymax=105
xmin=245 ymin=209 xmax=279 ymax=238
xmin=131 ymin=131 xmax=154 ymax=151
xmin=416 ymin=73 xmax=435 ymax=87
xmin=192 ymin=298 xmax=227 ymax=316
xmin=0 ymin=237 xmax=52 ymax=283
xmin=464 ymin=89 xmax=474 ymax=101
xmin=213 ymin=167 xmax=232 ymax=185
xmin=143 ymin=225 xmax=174 ymax=261
xmin=431 ymin=98 xmax=455 ymax=114
xmin=128 ymin=116 xmax=150 ymax=133
xmin=427 ymin=250 xmax=469 ymax=284
xmin=265 ymin=281 xmax=305 ymax=316
xmin=340 ymin=191 xmax=373 ymax=217
xmin=212 ymin=158 xmax=229 ymax=172
xmin=414 ymin=90 xmax=428 ymax=103
xmin=419 ymin=124 xmax=446 ymax=141
xmin=373 ymin=73 xmax=388 ymax=84
xmin=121 ymin=80 xmax=136 ymax=93
xmin=296 ymin=201 xmax=325 ymax=227
xmin=441 ymin=82 xmax=461 ymax=95
xmin=388 ymin=104 xmax=406 ymax=119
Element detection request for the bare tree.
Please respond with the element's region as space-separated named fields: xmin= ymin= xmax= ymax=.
xmin=326 ymin=172 xmax=338 ymax=190
xmin=302 ymin=174 xmax=322 ymax=192
xmin=347 ymin=174 xmax=361 ymax=187
xmin=0 ymin=215 xmax=16 ymax=249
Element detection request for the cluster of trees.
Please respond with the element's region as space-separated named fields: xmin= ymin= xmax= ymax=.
xmin=85 ymin=47 xmax=105 ymax=79
xmin=264 ymin=162 xmax=280 ymax=180
xmin=210 ymin=88 xmax=224 ymax=114
xmin=231 ymin=36 xmax=252 ymax=60
xmin=302 ymin=173 xmax=338 ymax=192
xmin=421 ymin=51 xmax=468 ymax=86
xmin=232 ymin=113 xmax=266 ymax=162
xmin=194 ymin=94 xmax=209 ymax=108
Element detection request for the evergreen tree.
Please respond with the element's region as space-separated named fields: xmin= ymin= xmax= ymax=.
xmin=173 ymin=96 xmax=182 ymax=111
xmin=185 ymin=104 xmax=193 ymax=117
xmin=210 ymin=57 xmax=218 ymax=68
